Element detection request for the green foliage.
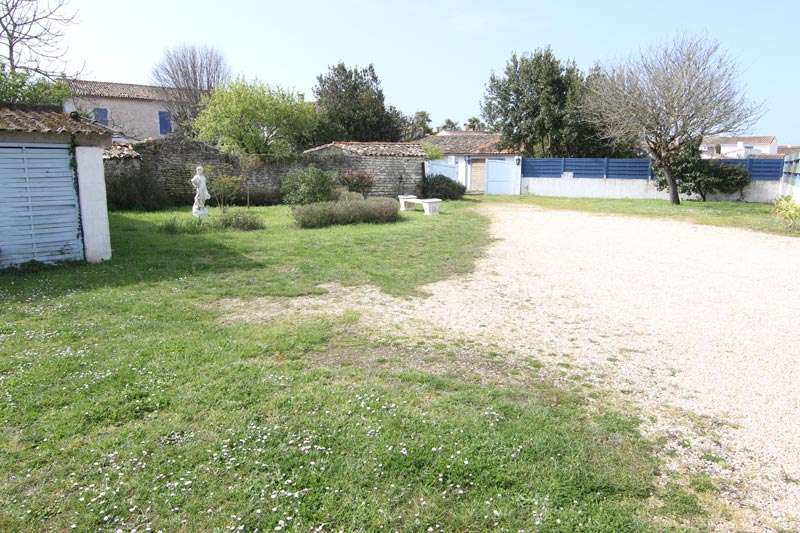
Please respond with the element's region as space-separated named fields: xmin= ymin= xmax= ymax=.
xmin=338 ymin=170 xmax=375 ymax=195
xmin=654 ymin=141 xmax=750 ymax=201
xmin=465 ymin=116 xmax=486 ymax=131
xmin=404 ymin=110 xmax=433 ymax=140
xmin=208 ymin=174 xmax=246 ymax=212
xmin=158 ymin=210 xmax=265 ymax=233
xmin=0 ymin=71 xmax=70 ymax=104
xmin=105 ymin=171 xmax=170 ymax=211
xmin=439 ymin=118 xmax=459 ymax=131
xmin=193 ymin=79 xmax=318 ymax=159
xmin=774 ymin=196 xmax=800 ymax=228
xmin=280 ymin=165 xmax=338 ymax=205
xmin=481 ymin=48 xmax=636 ymax=157
xmin=420 ymin=174 xmax=466 ymax=200
xmin=313 ymin=63 xmax=404 ymax=143
xmin=421 ymin=142 xmax=444 ymax=161
xmin=292 ymin=198 xmax=400 ymax=228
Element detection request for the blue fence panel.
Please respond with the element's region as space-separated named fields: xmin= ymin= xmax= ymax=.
xmin=522 ymin=157 xmax=781 ymax=181
xmin=426 ymin=160 xmax=458 ymax=180
xmin=607 ymin=159 xmax=651 ymax=179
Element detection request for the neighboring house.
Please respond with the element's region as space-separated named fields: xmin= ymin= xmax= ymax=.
xmin=421 ymin=131 xmax=520 ymax=194
xmin=303 ymin=142 xmax=425 ymax=197
xmin=63 ymin=79 xmax=177 ymax=142
xmin=700 ymin=135 xmax=778 ymax=159
xmin=0 ymin=104 xmax=113 ymax=268
xmin=778 ymin=144 xmax=800 ymax=158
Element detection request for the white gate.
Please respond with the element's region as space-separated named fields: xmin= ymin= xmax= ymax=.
xmin=0 ymin=143 xmax=83 ymax=268
xmin=486 ymin=158 xmax=517 ymax=195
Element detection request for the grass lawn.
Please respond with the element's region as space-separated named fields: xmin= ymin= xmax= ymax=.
xmin=1 ymin=204 xmax=703 ymax=531
xmin=480 ymin=195 xmax=799 ymax=237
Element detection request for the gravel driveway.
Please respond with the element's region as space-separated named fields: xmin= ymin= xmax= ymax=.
xmin=221 ymin=203 xmax=800 ymax=530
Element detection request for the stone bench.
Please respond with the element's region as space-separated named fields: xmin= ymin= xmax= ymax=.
xmin=398 ymin=195 xmax=442 ymax=215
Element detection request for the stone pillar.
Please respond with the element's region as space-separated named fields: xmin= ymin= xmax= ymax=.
xmin=76 ymin=146 xmax=112 ymax=262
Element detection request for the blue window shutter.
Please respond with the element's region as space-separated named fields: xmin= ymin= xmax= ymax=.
xmin=158 ymin=111 xmax=172 ymax=135
xmin=93 ymin=108 xmax=108 ymax=125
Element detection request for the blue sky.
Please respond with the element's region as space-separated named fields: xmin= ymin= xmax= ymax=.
xmin=66 ymin=0 xmax=799 ymax=143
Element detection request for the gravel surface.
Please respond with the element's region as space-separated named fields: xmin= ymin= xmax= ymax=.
xmin=220 ymin=204 xmax=800 ymax=530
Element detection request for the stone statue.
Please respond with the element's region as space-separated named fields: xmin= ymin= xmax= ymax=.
xmin=191 ymin=166 xmax=211 ymax=217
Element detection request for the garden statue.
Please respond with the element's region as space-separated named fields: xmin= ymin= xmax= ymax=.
xmin=191 ymin=166 xmax=211 ymax=217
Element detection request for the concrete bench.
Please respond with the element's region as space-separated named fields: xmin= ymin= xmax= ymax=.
xmin=398 ymin=195 xmax=442 ymax=215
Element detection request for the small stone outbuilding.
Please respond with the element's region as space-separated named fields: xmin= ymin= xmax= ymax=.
xmin=303 ymin=142 xmax=425 ymax=197
xmin=0 ymin=105 xmax=113 ymax=268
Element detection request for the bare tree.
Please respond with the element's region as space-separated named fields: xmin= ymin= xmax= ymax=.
xmin=584 ymin=35 xmax=762 ymax=204
xmin=0 ymin=0 xmax=78 ymax=77
xmin=152 ymin=44 xmax=231 ymax=131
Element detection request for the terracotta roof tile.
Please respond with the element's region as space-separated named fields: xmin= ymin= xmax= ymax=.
xmin=702 ymin=135 xmax=777 ymax=145
xmin=103 ymin=143 xmax=140 ymax=159
xmin=304 ymin=141 xmax=425 ymax=157
xmin=67 ymin=79 xmax=181 ymax=101
xmin=0 ymin=104 xmax=113 ymax=135
xmin=421 ymin=131 xmax=516 ymax=155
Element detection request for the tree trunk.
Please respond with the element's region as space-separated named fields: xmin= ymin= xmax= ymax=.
xmin=662 ymin=165 xmax=681 ymax=205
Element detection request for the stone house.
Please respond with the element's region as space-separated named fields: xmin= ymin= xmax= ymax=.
xmin=303 ymin=141 xmax=425 ymax=197
xmin=64 ymin=80 xmax=178 ymax=141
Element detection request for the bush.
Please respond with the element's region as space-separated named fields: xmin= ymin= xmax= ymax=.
xmin=292 ymin=198 xmax=400 ymax=228
xmin=420 ymin=174 xmax=466 ymax=200
xmin=105 ymin=168 xmax=170 ymax=210
xmin=654 ymin=141 xmax=750 ymax=201
xmin=337 ymin=190 xmax=365 ymax=202
xmin=774 ymin=196 xmax=800 ymax=228
xmin=281 ymin=165 xmax=338 ymax=205
xmin=158 ymin=210 xmax=265 ymax=234
xmin=339 ymin=170 xmax=375 ymax=195
xmin=208 ymin=174 xmax=246 ymax=211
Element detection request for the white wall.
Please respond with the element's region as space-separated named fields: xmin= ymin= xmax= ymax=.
xmin=75 ymin=146 xmax=112 ymax=262
xmin=523 ymin=176 xmax=782 ymax=202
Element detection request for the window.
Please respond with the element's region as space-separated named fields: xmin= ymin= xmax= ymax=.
xmin=158 ymin=111 xmax=172 ymax=135
xmin=93 ymin=108 xmax=108 ymax=126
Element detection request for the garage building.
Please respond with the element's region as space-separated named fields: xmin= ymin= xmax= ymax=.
xmin=0 ymin=105 xmax=113 ymax=268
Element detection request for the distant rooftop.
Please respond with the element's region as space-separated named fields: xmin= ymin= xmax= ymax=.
xmin=67 ymin=79 xmax=179 ymax=101
xmin=703 ymin=135 xmax=777 ymax=145
xmin=422 ymin=130 xmax=515 ymax=155
xmin=304 ymin=141 xmax=425 ymax=157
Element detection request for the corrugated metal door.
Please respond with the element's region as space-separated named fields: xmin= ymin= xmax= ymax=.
xmin=486 ymin=158 xmax=516 ymax=194
xmin=0 ymin=143 xmax=83 ymax=268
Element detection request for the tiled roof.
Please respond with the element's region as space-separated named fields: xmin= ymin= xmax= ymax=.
xmin=304 ymin=141 xmax=425 ymax=157
xmin=702 ymin=135 xmax=777 ymax=145
xmin=421 ymin=131 xmax=515 ymax=155
xmin=103 ymin=143 xmax=141 ymax=159
xmin=778 ymin=145 xmax=800 ymax=157
xmin=67 ymin=79 xmax=177 ymax=101
xmin=0 ymin=104 xmax=113 ymax=135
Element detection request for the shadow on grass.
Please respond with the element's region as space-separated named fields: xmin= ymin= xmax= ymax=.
xmin=1 ymin=213 xmax=265 ymax=302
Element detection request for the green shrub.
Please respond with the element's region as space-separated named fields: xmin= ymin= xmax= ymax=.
xmin=215 ymin=210 xmax=266 ymax=230
xmin=281 ymin=165 xmax=337 ymax=205
xmin=208 ymin=174 xmax=246 ymax=211
xmin=292 ymin=198 xmax=400 ymax=228
xmin=774 ymin=195 xmax=800 ymax=228
xmin=420 ymin=174 xmax=466 ymax=200
xmin=158 ymin=210 xmax=265 ymax=234
xmin=105 ymin=168 xmax=170 ymax=210
xmin=337 ymin=190 xmax=365 ymax=202
xmin=339 ymin=170 xmax=375 ymax=195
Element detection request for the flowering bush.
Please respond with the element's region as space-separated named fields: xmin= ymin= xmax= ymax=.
xmin=773 ymin=196 xmax=800 ymax=228
xmin=292 ymin=198 xmax=400 ymax=228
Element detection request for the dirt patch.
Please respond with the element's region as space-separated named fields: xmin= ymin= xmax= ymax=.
xmin=215 ymin=204 xmax=800 ymax=531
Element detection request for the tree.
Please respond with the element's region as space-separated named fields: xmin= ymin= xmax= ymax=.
xmin=193 ymin=79 xmax=318 ymax=160
xmin=653 ymin=139 xmax=750 ymax=201
xmin=439 ymin=118 xmax=459 ymax=132
xmin=0 ymin=0 xmax=77 ymax=78
xmin=465 ymin=116 xmax=486 ymax=131
xmin=0 ymin=68 xmax=68 ymax=103
xmin=584 ymin=35 xmax=761 ymax=204
xmin=152 ymin=44 xmax=231 ymax=130
xmin=313 ymin=63 xmax=404 ymax=142
xmin=404 ymin=110 xmax=433 ymax=140
xmin=481 ymin=48 xmax=631 ymax=157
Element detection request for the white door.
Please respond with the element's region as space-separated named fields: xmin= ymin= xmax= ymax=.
xmin=486 ymin=158 xmax=517 ymax=195
xmin=0 ymin=143 xmax=83 ymax=268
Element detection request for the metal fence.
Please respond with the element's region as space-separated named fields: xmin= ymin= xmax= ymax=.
xmin=522 ymin=157 xmax=784 ymax=181
xmin=784 ymin=153 xmax=800 ymax=186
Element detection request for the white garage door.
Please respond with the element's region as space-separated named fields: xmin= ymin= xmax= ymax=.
xmin=0 ymin=143 xmax=84 ymax=268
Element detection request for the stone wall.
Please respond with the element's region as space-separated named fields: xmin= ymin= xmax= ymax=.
xmin=103 ymin=137 xmax=424 ymax=209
